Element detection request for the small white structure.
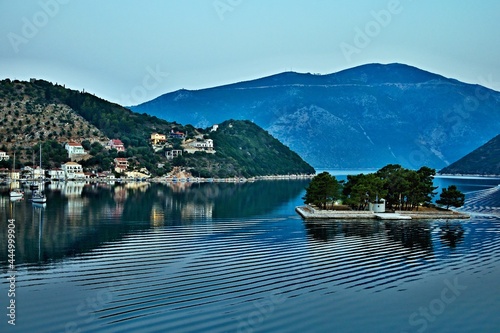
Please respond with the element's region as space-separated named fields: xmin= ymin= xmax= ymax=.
xmin=369 ymin=199 xmax=386 ymax=213
xmin=0 ymin=151 xmax=9 ymax=161
xmin=166 ymin=150 xmax=183 ymax=160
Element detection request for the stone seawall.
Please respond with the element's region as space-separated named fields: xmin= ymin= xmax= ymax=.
xmin=393 ymin=210 xmax=470 ymax=219
xmin=296 ymin=206 xmax=470 ymax=220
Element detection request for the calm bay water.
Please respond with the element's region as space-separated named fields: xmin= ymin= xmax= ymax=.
xmin=1 ymin=176 xmax=499 ymax=333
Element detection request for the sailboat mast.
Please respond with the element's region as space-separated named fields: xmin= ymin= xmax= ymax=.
xmin=39 ymin=144 xmax=42 ymax=180
xmin=11 ymin=151 xmax=15 ymax=180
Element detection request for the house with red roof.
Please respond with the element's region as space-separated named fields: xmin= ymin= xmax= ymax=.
xmin=108 ymin=139 xmax=125 ymax=152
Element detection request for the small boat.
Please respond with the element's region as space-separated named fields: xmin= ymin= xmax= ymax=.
xmin=32 ymin=190 xmax=47 ymax=204
xmin=10 ymin=188 xmax=24 ymax=199
xmin=10 ymin=196 xmax=24 ymax=202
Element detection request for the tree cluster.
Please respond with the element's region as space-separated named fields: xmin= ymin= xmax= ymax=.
xmin=436 ymin=185 xmax=465 ymax=209
xmin=304 ymin=164 xmax=464 ymax=211
xmin=303 ymin=172 xmax=341 ymax=209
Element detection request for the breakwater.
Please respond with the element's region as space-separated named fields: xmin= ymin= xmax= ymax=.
xmin=295 ymin=205 xmax=470 ymax=220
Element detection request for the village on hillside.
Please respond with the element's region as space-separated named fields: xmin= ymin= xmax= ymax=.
xmin=0 ymin=127 xmax=218 ymax=183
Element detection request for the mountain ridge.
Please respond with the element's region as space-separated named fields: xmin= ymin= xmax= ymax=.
xmin=131 ymin=63 xmax=500 ymax=169
xmin=137 ymin=63 xmax=456 ymax=96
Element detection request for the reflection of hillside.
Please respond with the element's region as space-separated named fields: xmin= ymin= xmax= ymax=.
xmin=160 ymin=180 xmax=310 ymax=222
xmin=0 ymin=180 xmax=308 ymax=268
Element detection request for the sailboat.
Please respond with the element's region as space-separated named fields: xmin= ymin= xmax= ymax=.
xmin=9 ymin=152 xmax=24 ymax=199
xmin=32 ymin=145 xmax=47 ymax=204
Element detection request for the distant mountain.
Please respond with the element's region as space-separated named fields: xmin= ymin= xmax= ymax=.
xmin=439 ymin=134 xmax=500 ymax=175
xmin=131 ymin=63 xmax=500 ymax=169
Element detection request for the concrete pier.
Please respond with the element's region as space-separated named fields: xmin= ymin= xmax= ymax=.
xmin=295 ymin=205 xmax=469 ymax=220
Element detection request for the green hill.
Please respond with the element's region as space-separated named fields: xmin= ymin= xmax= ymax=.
xmin=188 ymin=120 xmax=315 ymax=178
xmin=0 ymin=79 xmax=314 ymax=177
xmin=439 ymin=134 xmax=500 ymax=175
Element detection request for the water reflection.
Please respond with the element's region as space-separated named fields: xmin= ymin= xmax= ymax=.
xmin=305 ymin=219 xmax=433 ymax=253
xmin=0 ymin=180 xmax=308 ymax=267
xmin=384 ymin=221 xmax=432 ymax=251
xmin=439 ymin=221 xmax=465 ymax=248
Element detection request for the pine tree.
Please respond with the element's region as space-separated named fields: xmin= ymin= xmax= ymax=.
xmin=303 ymin=172 xmax=340 ymax=209
xmin=436 ymin=185 xmax=465 ymax=209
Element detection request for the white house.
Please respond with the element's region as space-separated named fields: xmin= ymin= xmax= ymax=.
xmin=166 ymin=150 xmax=183 ymax=160
xmin=62 ymin=162 xmax=85 ymax=179
xmin=185 ymin=139 xmax=215 ymax=154
xmin=65 ymin=142 xmax=86 ymax=158
xmin=48 ymin=168 xmax=65 ymax=180
xmin=0 ymin=151 xmax=9 ymax=161
xmin=33 ymin=166 xmax=45 ymax=180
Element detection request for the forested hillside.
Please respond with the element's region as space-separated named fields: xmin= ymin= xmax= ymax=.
xmin=0 ymin=79 xmax=314 ymax=177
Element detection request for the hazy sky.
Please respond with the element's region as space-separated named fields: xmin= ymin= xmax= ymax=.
xmin=1 ymin=0 xmax=499 ymax=105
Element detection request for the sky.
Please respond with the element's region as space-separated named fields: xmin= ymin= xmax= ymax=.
xmin=1 ymin=0 xmax=500 ymax=106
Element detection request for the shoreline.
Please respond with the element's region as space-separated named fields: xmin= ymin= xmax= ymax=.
xmin=5 ymin=174 xmax=316 ymax=185
xmin=295 ymin=205 xmax=470 ymax=220
xmin=436 ymin=173 xmax=500 ymax=179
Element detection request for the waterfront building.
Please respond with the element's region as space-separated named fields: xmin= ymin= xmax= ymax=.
xmin=62 ymin=162 xmax=85 ymax=179
xmin=114 ymin=158 xmax=129 ymax=173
